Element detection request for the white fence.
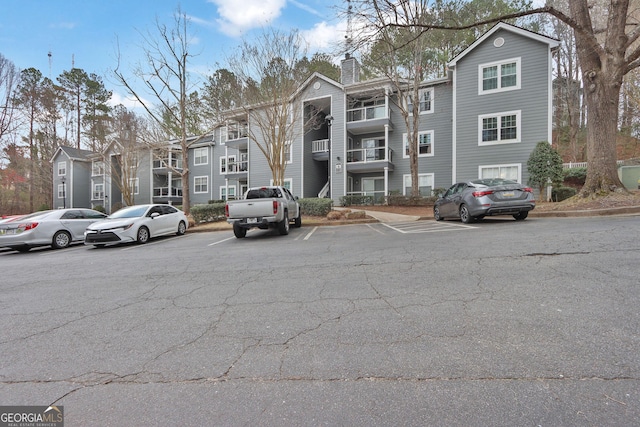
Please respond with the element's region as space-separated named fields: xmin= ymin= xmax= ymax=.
xmin=563 ymin=160 xmax=624 ymax=169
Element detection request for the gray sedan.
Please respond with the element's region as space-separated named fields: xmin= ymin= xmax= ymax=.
xmin=0 ymin=208 xmax=107 ymax=252
xmin=434 ymin=179 xmax=536 ymax=223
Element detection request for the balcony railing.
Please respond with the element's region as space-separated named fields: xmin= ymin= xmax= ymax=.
xmin=225 ymin=160 xmax=248 ymax=173
xmin=227 ymin=123 xmax=248 ymax=140
xmin=347 ymin=147 xmax=393 ymax=163
xmin=153 ymin=158 xmax=183 ymax=169
xmin=347 ymin=105 xmax=387 ymax=122
xmin=153 ymin=187 xmax=183 ymax=197
xmin=312 ymin=139 xmax=329 ymax=153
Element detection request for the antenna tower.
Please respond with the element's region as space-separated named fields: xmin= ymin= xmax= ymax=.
xmin=345 ymin=0 xmax=353 ymax=55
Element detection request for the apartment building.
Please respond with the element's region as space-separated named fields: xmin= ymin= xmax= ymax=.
xmin=52 ymin=23 xmax=558 ymax=211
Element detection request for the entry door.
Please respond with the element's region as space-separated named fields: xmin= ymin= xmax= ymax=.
xmin=362 ymin=178 xmax=384 ymax=203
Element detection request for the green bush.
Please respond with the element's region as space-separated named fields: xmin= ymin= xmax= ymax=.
xmin=563 ymin=167 xmax=587 ymax=188
xmin=208 ymin=199 xmax=225 ymax=204
xmin=340 ymin=195 xmax=374 ymax=206
xmin=299 ymin=198 xmax=333 ymax=216
xmin=552 ymin=186 xmax=577 ymax=202
xmin=190 ymin=203 xmax=226 ymax=223
xmin=385 ymin=194 xmax=438 ymax=206
xmin=93 ymin=205 xmax=106 ymax=213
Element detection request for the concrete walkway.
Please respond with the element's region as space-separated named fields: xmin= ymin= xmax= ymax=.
xmin=334 ymin=207 xmax=421 ymax=223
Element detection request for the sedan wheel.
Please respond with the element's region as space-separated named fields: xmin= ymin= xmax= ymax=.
xmin=434 ymin=206 xmax=443 ymax=221
xmin=177 ymin=221 xmax=186 ymax=235
xmin=52 ymin=230 xmax=71 ymax=249
xmin=137 ymin=226 xmax=150 ymax=244
xmin=459 ymin=204 xmax=473 ymax=224
xmin=513 ymin=211 xmax=528 ymax=221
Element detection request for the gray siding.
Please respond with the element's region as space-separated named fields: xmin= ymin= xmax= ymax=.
xmin=454 ymin=28 xmax=552 ymax=184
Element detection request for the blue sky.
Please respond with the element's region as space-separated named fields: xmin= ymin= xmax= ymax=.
xmin=1 ymin=0 xmax=345 ymax=107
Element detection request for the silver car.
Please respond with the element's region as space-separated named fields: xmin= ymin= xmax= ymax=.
xmin=84 ymin=204 xmax=188 ymax=247
xmin=434 ymin=179 xmax=536 ymax=223
xmin=0 ymin=209 xmax=107 ymax=252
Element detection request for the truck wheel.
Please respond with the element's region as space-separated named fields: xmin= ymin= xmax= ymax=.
xmin=278 ymin=212 xmax=289 ymax=235
xmin=293 ymin=211 xmax=302 ymax=228
xmin=233 ymin=223 xmax=247 ymax=238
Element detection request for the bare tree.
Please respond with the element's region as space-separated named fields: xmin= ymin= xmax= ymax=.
xmin=228 ymin=28 xmax=308 ymax=186
xmin=113 ymin=7 xmax=203 ymax=215
xmin=355 ymin=0 xmax=640 ymax=197
xmin=0 ymin=54 xmax=20 ymax=145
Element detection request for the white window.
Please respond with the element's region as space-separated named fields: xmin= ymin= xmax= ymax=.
xmin=479 ymin=58 xmax=521 ymax=94
xmin=479 ymin=164 xmax=521 ymax=182
xmin=269 ymin=178 xmax=293 ymax=192
xmin=57 ymin=184 xmax=65 ymax=198
xmin=407 ymin=88 xmax=434 ymax=114
xmin=479 ymin=111 xmax=520 ymax=145
xmin=129 ymin=178 xmax=139 ymax=195
xmin=220 ymin=185 xmax=236 ymax=200
xmin=284 ymin=141 xmax=292 ymax=164
xmin=220 ymin=126 xmax=227 ymax=145
xmin=221 ymin=155 xmax=237 ymax=173
xmin=403 ymin=130 xmax=434 ymax=158
xmin=403 ymin=173 xmax=434 ymax=196
xmin=194 ymin=147 xmax=208 ymax=165
xmin=93 ymin=183 xmax=104 ymax=199
xmin=58 ymin=161 xmax=66 ymax=176
xmin=92 ymin=161 xmax=104 ymax=176
xmin=194 ymin=176 xmax=208 ymax=193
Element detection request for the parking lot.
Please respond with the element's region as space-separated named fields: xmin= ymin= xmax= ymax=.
xmin=1 ymin=216 xmax=639 ymax=425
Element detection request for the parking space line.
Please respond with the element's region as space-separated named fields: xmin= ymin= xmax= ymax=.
xmin=208 ymin=236 xmax=236 ymax=246
xmin=303 ymin=226 xmax=318 ymax=240
xmin=380 ymin=221 xmax=477 ymax=234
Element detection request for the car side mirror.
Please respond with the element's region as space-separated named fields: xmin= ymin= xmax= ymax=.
xmin=150 ymin=212 xmax=160 ymax=218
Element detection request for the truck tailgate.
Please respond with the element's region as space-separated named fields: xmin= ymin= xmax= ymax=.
xmin=227 ymin=199 xmax=275 ymax=219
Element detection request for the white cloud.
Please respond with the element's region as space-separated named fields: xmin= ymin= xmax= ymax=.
xmin=301 ymin=21 xmax=346 ymax=53
xmin=208 ymin=0 xmax=286 ymax=37
xmin=108 ymin=91 xmax=148 ymax=111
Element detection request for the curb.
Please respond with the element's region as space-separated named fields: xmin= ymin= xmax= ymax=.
xmin=188 ymin=206 xmax=640 ymax=233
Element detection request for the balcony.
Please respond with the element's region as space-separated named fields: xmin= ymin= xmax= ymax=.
xmin=312 ymin=139 xmax=329 ymax=161
xmin=153 ymin=157 xmax=183 ymax=173
xmin=346 ymin=147 xmax=394 ymax=173
xmin=225 ymin=123 xmax=249 ymax=149
xmin=153 ymin=187 xmax=183 ymax=203
xmin=223 ymin=160 xmax=249 ymax=179
xmin=346 ymin=105 xmax=393 ymax=135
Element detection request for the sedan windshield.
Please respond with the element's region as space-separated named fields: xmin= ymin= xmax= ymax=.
xmin=108 ymin=206 xmax=149 ymax=219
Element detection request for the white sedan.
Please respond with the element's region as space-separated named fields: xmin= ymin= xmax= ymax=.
xmin=0 ymin=209 xmax=107 ymax=252
xmin=84 ymin=204 xmax=188 ymax=247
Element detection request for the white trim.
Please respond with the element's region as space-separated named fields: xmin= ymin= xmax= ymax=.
xmin=193 ymin=147 xmax=208 ymax=165
xmin=57 ymin=161 xmax=67 ymax=176
xmin=478 ymin=58 xmax=521 ymax=95
xmin=220 ymin=184 xmax=236 ymax=200
xmin=403 ymin=130 xmax=435 ymax=158
xmin=447 ymin=22 xmax=559 ymax=67
xmin=193 ymin=175 xmax=208 ymax=194
xmin=451 ymin=67 xmax=457 ymax=184
xmin=402 ymin=173 xmax=435 ymax=196
xmin=478 ymin=163 xmax=522 ymax=183
xmin=478 ymin=110 xmax=521 ymax=145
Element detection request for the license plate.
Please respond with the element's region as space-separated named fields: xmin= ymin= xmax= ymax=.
xmin=502 ymin=192 xmax=515 ymax=197
xmin=247 ymin=218 xmax=258 ymax=224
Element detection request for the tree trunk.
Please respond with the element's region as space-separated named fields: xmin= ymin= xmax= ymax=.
xmin=581 ymin=85 xmax=624 ymax=195
xmin=181 ymin=149 xmax=190 ymax=216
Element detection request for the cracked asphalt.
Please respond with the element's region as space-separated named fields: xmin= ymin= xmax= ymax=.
xmin=1 ymin=215 xmax=639 ymax=426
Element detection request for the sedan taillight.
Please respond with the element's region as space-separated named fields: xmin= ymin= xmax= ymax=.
xmin=19 ymin=222 xmax=38 ymax=231
xmin=524 ymin=187 xmax=533 ymax=193
xmin=472 ymin=190 xmax=493 ymax=197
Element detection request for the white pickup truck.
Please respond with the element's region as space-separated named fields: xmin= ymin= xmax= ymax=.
xmin=225 ymin=186 xmax=301 ymax=238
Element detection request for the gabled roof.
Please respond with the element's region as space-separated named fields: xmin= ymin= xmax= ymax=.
xmin=447 ymin=22 xmax=560 ymax=67
xmin=50 ymin=146 xmax=96 ymax=163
